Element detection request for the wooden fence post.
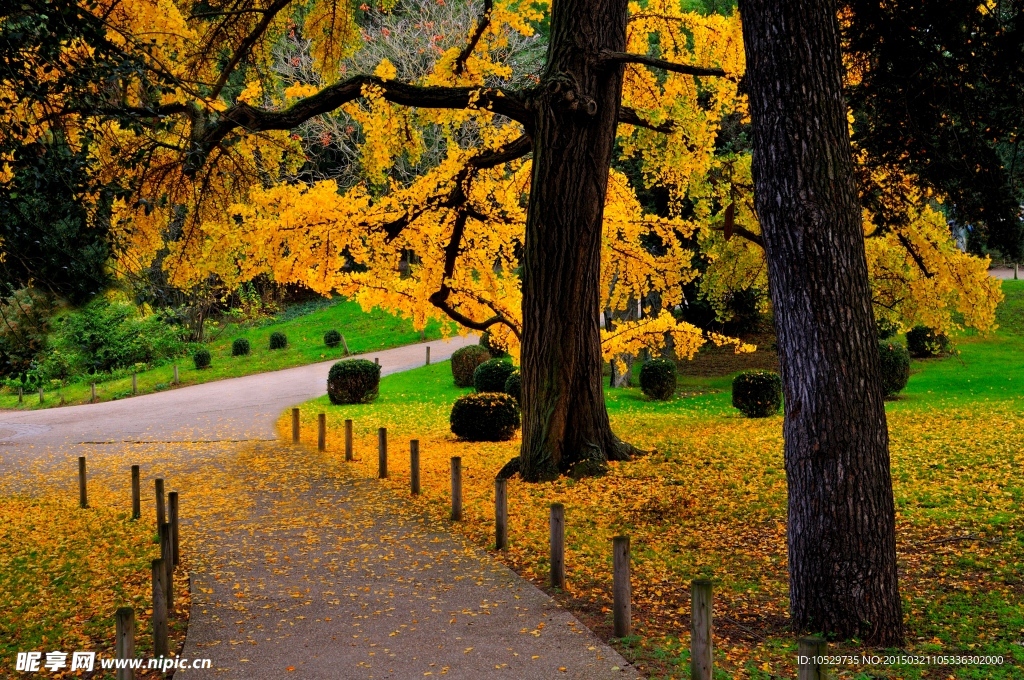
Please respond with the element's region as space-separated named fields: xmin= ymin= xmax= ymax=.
xmin=292 ymin=408 xmax=300 ymax=443
xmin=131 ymin=465 xmax=140 ymax=520
xmin=155 ymin=478 xmax=165 ymax=528
xmin=426 ymin=346 xmax=431 ymax=365
xmin=151 ymin=559 xmax=169 ymax=657
xmin=160 ymin=523 xmax=173 ymax=609
xmin=91 ymin=383 xmax=96 ymax=403
xmin=410 ymin=440 xmax=420 ymax=495
xmin=549 ymin=503 xmax=565 ymax=588
xmin=374 ymin=357 xmax=380 ymax=366
xmin=798 ymin=636 xmax=827 ymax=680
xmin=495 ymin=478 xmax=508 ymax=550
xmin=18 ymin=386 xmax=22 ymax=403
xmin=172 ymin=364 xmax=179 ymax=384
xmin=115 ymin=606 xmax=135 ymax=680
xmin=450 ymin=457 xmax=462 ymax=521
xmin=132 ymin=372 xmax=137 ymax=395
xmin=38 ymin=387 xmax=44 ymax=403
xmin=690 ymin=578 xmax=713 ymax=680
xmin=317 ymin=413 xmax=326 ymax=451
xmin=378 ymin=427 xmax=388 ymax=478
xmin=78 ymin=457 xmax=88 ymax=509
xmin=613 ymin=536 xmax=631 ymax=637
xmin=168 ymin=492 xmax=180 ymax=567
xmin=345 ymin=419 xmax=353 ymax=461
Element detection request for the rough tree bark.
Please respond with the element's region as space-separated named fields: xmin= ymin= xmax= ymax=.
xmin=737 ymin=0 xmax=904 ymax=644
xmin=516 ymin=0 xmax=636 ymax=481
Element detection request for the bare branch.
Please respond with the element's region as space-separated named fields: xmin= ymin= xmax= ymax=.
xmin=453 ymin=0 xmax=493 ymax=76
xmin=209 ymin=0 xmax=294 ymax=101
xmin=599 ymin=50 xmax=727 ymax=78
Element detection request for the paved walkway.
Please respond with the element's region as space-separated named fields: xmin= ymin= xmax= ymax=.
xmin=0 ymin=338 xmax=639 ymax=679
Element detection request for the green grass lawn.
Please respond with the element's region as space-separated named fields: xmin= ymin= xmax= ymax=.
xmin=0 ymin=298 xmax=450 ymax=410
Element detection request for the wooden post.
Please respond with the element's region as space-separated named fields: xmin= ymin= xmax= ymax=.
xmin=1015 ymin=263 xmax=1019 ymax=280
xmin=155 ymin=478 xmax=165 ymax=528
xmin=410 ymin=440 xmax=420 ymax=495
xmin=426 ymin=346 xmax=431 ymax=365
xmin=168 ymin=491 xmax=180 ymax=567
xmin=38 ymin=387 xmax=43 ymax=403
xmin=798 ymin=636 xmax=827 ymax=680
xmin=115 ymin=606 xmax=135 ymax=680
xmin=131 ymin=465 xmax=140 ymax=520
xmin=341 ymin=334 xmax=350 ymax=354
xmin=378 ymin=427 xmax=388 ymax=478
xmin=690 ymin=578 xmax=713 ymax=680
xmin=172 ymin=364 xmax=179 ymax=384
xmin=91 ymin=383 xmax=96 ymax=403
xmin=450 ymin=457 xmax=463 ymax=521
xmin=292 ymin=408 xmax=300 ymax=443
xmin=495 ymin=478 xmax=508 ymax=550
xmin=374 ymin=357 xmax=380 ymax=366
xmin=151 ymin=559 xmax=169 ymax=657
xmin=318 ymin=413 xmax=326 ymax=451
xmin=613 ymin=536 xmax=631 ymax=637
xmin=549 ymin=503 xmax=565 ymax=588
xmin=132 ymin=372 xmax=137 ymax=395
xmin=78 ymin=457 xmax=88 ymax=508
xmin=160 ymin=523 xmax=173 ymax=609
xmin=344 ymin=419 xmax=353 ymax=461
xmin=18 ymin=386 xmax=22 ymax=403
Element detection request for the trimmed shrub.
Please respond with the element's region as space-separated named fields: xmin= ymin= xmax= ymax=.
xmin=504 ymin=369 xmax=521 ymax=402
xmin=327 ymin=359 xmax=381 ymax=404
xmin=474 ymin=358 xmax=516 ymax=393
xmin=451 ymin=345 xmax=491 ymax=387
xmin=732 ymin=370 xmax=783 ymax=417
xmin=450 ymin=392 xmax=520 ymax=441
xmin=639 ymin=358 xmax=677 ymax=400
xmin=231 ymin=338 xmax=250 ymax=356
xmin=193 ymin=349 xmax=211 ymax=370
xmin=269 ymin=331 xmax=288 ymax=350
xmin=324 ymin=329 xmax=341 ymax=348
xmin=479 ymin=329 xmax=509 ymax=357
xmin=878 ymin=341 xmax=911 ymax=397
xmin=906 ymin=325 xmax=950 ymax=358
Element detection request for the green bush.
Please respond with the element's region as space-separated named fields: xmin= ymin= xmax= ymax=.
xmin=324 ymin=329 xmax=342 ymax=348
xmin=269 ymin=331 xmax=288 ymax=350
xmin=474 ymin=358 xmax=516 ymax=393
xmin=504 ymin=369 xmax=521 ymax=402
xmin=450 ymin=392 xmax=520 ymax=441
xmin=327 ymin=359 xmax=381 ymax=404
xmin=193 ymin=349 xmax=212 ymax=370
xmin=906 ymin=325 xmax=950 ymax=358
xmin=732 ymin=370 xmax=783 ymax=417
xmin=479 ymin=329 xmax=509 ymax=358
xmin=231 ymin=338 xmax=251 ymax=356
xmin=876 ymin=318 xmax=899 ymax=340
xmin=878 ymin=341 xmax=911 ymax=397
xmin=638 ymin=358 xmax=677 ymax=400
xmin=451 ymin=345 xmax=491 ymax=387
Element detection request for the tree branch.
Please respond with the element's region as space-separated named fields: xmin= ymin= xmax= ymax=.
xmin=618 ymin=106 xmax=674 ymax=133
xmin=453 ymin=0 xmax=493 ymax=76
xmin=599 ymin=50 xmax=727 ymax=78
xmin=208 ymin=0 xmax=294 ymax=101
xmin=897 ymin=233 xmax=934 ymax=278
xmin=712 ymin=224 xmax=765 ymax=248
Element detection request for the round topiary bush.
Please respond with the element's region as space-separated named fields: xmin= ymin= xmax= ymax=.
xmin=450 ymin=392 xmax=520 ymax=441
xmin=906 ymin=325 xmax=949 ymax=358
xmin=269 ymin=331 xmax=288 ymax=350
xmin=231 ymin=338 xmax=250 ymax=356
xmin=324 ymin=329 xmax=341 ymax=348
xmin=878 ymin=341 xmax=911 ymax=397
xmin=479 ymin=329 xmax=509 ymax=357
xmin=327 ymin=359 xmax=381 ymax=404
xmin=504 ymin=369 xmax=521 ymax=402
xmin=193 ymin=348 xmax=211 ymax=370
xmin=638 ymin=358 xmax=677 ymax=400
xmin=474 ymin=358 xmax=516 ymax=393
xmin=732 ymin=370 xmax=783 ymax=417
xmin=451 ymin=345 xmax=491 ymax=387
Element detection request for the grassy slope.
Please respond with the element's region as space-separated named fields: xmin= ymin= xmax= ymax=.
xmin=286 ymin=280 xmax=1024 ymax=679
xmin=0 ymin=299 xmax=448 ymax=410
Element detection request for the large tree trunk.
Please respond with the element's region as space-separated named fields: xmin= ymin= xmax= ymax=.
xmin=517 ymin=0 xmax=634 ymax=481
xmin=738 ymin=0 xmax=904 ymax=644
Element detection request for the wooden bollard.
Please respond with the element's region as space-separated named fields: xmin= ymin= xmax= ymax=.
xmin=18 ymin=386 xmax=22 ymax=403
xmin=160 ymin=523 xmax=173 ymax=609
xmin=549 ymin=503 xmax=565 ymax=588
xmin=131 ymin=465 xmax=140 ymax=519
xmin=38 ymin=387 xmax=44 ymax=403
xmin=613 ymin=536 xmax=631 ymax=637
xmin=317 ymin=413 xmax=326 ymax=451
xmin=690 ymin=578 xmax=713 ymax=680
xmin=410 ymin=440 xmax=420 ymax=495
xmin=172 ymin=364 xmax=179 ymax=384
xmin=798 ymin=636 xmax=827 ymax=680
xmin=344 ymin=419 xmax=353 ymax=461
xmin=155 ymin=478 xmax=165 ymax=528
xmin=151 ymin=559 xmax=169 ymax=657
xmin=378 ymin=427 xmax=388 ymax=478
xmin=374 ymin=357 xmax=380 ymax=366
xmin=495 ymin=478 xmax=508 ymax=550
xmin=132 ymin=372 xmax=137 ymax=395
xmin=78 ymin=457 xmax=88 ymax=509
xmin=115 ymin=606 xmax=135 ymax=680
xmin=450 ymin=457 xmax=463 ymax=521
xmin=91 ymin=383 xmax=96 ymax=403
xmin=341 ymin=334 xmax=350 ymax=354
xmin=425 ymin=346 xmax=431 ymax=365
xmin=168 ymin=491 xmax=180 ymax=567
xmin=292 ymin=408 xmax=300 ymax=443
